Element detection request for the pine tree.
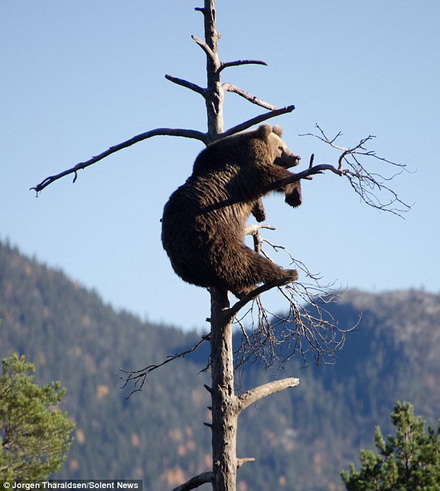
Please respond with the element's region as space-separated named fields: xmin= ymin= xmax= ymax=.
xmin=0 ymin=354 xmax=74 ymax=481
xmin=341 ymin=401 xmax=440 ymax=490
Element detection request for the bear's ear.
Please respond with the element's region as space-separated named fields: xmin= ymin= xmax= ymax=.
xmin=272 ymin=125 xmax=283 ymax=137
xmin=256 ymin=123 xmax=273 ymax=140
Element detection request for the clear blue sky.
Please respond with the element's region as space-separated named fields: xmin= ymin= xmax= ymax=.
xmin=2 ymin=1 xmax=439 ymax=331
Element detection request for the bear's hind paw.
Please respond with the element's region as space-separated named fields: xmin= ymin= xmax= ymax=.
xmin=283 ymin=269 xmax=299 ymax=282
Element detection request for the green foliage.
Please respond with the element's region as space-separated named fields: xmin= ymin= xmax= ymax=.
xmin=0 ymin=354 xmax=74 ymax=481
xmin=341 ymin=402 xmax=440 ymax=490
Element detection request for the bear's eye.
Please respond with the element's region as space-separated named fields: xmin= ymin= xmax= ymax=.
xmin=278 ymin=145 xmax=284 ymax=152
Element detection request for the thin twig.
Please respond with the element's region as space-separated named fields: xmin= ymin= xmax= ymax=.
xmin=232 ymin=238 xmax=357 ymax=369
xmin=224 ymin=276 xmax=297 ymax=323
xmin=243 ymin=223 xmax=276 ymax=236
xmin=244 ymin=223 xmax=276 ymax=254
xmin=299 ymin=124 xmax=412 ymax=216
xmin=115 ymin=334 xmax=209 ymax=398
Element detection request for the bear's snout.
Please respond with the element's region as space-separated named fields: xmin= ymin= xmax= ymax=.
xmin=275 ymin=151 xmax=301 ymax=169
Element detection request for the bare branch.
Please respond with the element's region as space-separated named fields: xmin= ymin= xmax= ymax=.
xmin=267 ymin=163 xmax=344 ymax=191
xmin=165 ymin=74 xmax=206 ymax=96
xmin=31 ymin=127 xmax=208 ymax=194
xmin=223 ymin=276 xmax=297 ymax=324
xmin=218 ymin=105 xmax=295 ymax=140
xmin=191 ymin=34 xmax=216 ymax=62
xmin=244 ymin=223 xmax=276 ymax=254
xmin=243 ymin=223 xmax=276 ymax=237
xmin=172 ymin=471 xmax=213 ymax=491
xmin=300 ymin=124 xmax=412 ymax=216
xmin=235 ymin=286 xmax=352 ymax=369
xmin=237 ymin=378 xmax=300 ymax=413
xmin=114 ymin=334 xmax=209 ymax=398
xmin=223 ymin=83 xmax=279 ymax=110
xmin=219 ymin=59 xmax=267 ymax=72
xmin=233 ymin=238 xmax=357 ymax=369
xmin=236 ymin=458 xmax=255 ymax=468
xmin=171 ymin=458 xmax=254 ymax=491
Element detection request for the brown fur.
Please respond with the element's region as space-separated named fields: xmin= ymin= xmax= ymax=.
xmin=161 ymin=124 xmax=302 ymax=298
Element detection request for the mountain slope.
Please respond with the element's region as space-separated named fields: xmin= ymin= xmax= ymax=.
xmin=1 ymin=240 xmax=438 ymax=490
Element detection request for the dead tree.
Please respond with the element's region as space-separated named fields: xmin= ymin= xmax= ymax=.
xmin=32 ymin=1 xmax=409 ymax=490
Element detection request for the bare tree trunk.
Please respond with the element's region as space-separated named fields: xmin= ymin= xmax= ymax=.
xmin=198 ymin=2 xmax=300 ymax=490
xmin=209 ymin=288 xmax=237 ymax=490
xmin=200 ymin=0 xmax=224 ymax=137
xmin=199 ymin=2 xmax=238 ymax=488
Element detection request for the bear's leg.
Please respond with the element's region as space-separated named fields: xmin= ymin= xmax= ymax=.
xmin=284 ymin=181 xmax=302 ymax=208
xmin=250 ymin=198 xmax=266 ymax=222
xmin=217 ymin=242 xmax=298 ymax=298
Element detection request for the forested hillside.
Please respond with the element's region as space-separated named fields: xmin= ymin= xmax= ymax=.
xmin=0 ymin=240 xmax=438 ymax=490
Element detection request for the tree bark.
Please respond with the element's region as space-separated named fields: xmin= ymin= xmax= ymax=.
xmin=209 ymin=288 xmax=238 ymax=490
xmin=198 ymin=0 xmax=224 ymax=138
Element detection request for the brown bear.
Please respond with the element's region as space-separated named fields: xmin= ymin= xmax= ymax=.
xmin=161 ymin=123 xmax=302 ymax=298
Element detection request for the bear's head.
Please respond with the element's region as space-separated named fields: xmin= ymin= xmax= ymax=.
xmin=257 ymin=124 xmax=301 ymax=169
xmin=191 ymin=123 xmax=300 ymax=176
